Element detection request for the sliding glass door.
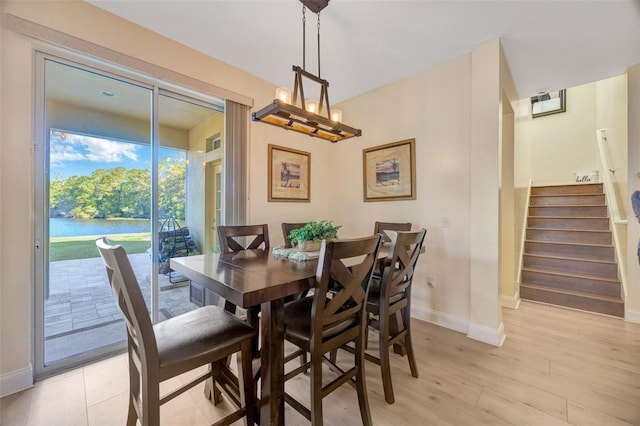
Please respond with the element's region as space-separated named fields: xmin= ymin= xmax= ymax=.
xmin=35 ymin=54 xmax=225 ymax=376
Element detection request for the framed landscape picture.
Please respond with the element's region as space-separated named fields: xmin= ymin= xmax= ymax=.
xmin=268 ymin=144 xmax=310 ymax=202
xmin=363 ymin=138 xmax=416 ymax=202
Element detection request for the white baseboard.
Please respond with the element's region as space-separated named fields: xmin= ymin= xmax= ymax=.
xmin=0 ymin=364 xmax=33 ymax=398
xmin=501 ymin=293 xmax=521 ymax=309
xmin=412 ymin=305 xmax=469 ymax=334
xmin=411 ymin=305 xmax=506 ymax=347
xmin=624 ymin=308 xmax=640 ymax=323
xmin=467 ymin=322 xmax=506 ymax=347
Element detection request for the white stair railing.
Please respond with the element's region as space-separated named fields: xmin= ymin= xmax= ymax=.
xmin=595 ymin=129 xmax=628 ymax=300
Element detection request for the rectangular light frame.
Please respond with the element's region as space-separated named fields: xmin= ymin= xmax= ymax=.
xmin=252 ymin=99 xmax=361 ymax=143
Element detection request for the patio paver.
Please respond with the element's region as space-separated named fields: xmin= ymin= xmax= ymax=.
xmin=45 ymin=253 xmax=198 ymax=364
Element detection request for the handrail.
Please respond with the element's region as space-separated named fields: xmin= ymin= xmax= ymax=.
xmin=595 ymin=129 xmax=628 ymax=301
xmin=596 ymin=129 xmax=627 ymax=225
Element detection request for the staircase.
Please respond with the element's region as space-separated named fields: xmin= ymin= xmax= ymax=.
xmin=520 ymin=183 xmax=624 ymax=317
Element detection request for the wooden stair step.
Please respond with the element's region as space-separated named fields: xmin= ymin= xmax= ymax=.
xmin=531 ymin=183 xmax=603 ymax=196
xmin=524 ymin=240 xmax=615 ymax=262
xmin=528 ymin=205 xmax=608 ymax=217
xmin=523 ymin=254 xmax=618 ymax=279
xmin=527 ymin=216 xmax=610 ymax=231
xmin=521 ymin=267 xmax=621 ymax=298
xmin=526 ymin=228 xmax=612 ymax=245
xmin=520 ymin=283 xmax=624 ymax=318
xmin=524 ymin=183 xmax=623 ymax=317
xmin=530 ymin=194 xmax=606 ymax=206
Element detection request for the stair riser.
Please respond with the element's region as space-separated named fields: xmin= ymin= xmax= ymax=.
xmin=528 ymin=217 xmax=610 ymax=231
xmin=520 ymin=286 xmax=624 ymax=317
xmin=531 ymin=184 xmax=603 ymax=196
xmin=524 ymin=241 xmax=615 ymax=262
xmin=523 ymin=256 xmax=618 ymax=279
xmin=526 ymin=229 xmax=612 ymax=245
xmin=521 ymin=270 xmax=621 ymax=298
xmin=530 ymin=194 xmax=606 ymax=206
xmin=528 ymin=206 xmax=608 ymax=217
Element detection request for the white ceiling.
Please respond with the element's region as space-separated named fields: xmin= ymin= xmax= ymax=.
xmin=87 ymin=0 xmax=640 ymax=104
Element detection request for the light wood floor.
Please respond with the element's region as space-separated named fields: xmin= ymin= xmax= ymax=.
xmin=1 ymin=301 xmax=639 ymax=425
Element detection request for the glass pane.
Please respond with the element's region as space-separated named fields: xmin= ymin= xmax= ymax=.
xmin=44 ymin=59 xmax=152 ymax=365
xmin=156 ymin=93 xmax=224 ymax=316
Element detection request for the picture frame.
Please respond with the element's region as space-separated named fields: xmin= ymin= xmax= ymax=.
xmin=268 ymin=144 xmax=311 ymax=202
xmin=531 ymin=89 xmax=566 ymax=118
xmin=363 ymin=138 xmax=416 ymax=202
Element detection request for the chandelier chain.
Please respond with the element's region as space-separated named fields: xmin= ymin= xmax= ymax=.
xmin=317 ymin=11 xmax=321 ymax=77
xmin=302 ymin=5 xmax=306 ymax=70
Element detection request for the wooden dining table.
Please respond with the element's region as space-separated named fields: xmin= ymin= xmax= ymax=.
xmin=170 ymin=249 xmax=318 ymax=426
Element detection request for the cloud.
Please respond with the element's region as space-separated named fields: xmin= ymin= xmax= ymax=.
xmin=50 ymin=132 xmax=139 ymax=165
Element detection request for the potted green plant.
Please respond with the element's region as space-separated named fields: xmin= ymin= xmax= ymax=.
xmin=288 ymin=220 xmax=342 ymax=252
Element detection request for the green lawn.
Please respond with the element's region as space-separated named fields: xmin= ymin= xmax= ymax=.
xmin=49 ymin=233 xmax=151 ymax=262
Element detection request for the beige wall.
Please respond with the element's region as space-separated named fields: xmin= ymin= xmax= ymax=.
xmin=1 ymin=8 xmax=37 ymax=389
xmin=521 ymin=77 xmax=628 ymax=192
xmin=186 ymin=113 xmax=224 ymax=252
xmin=332 ymin=54 xmax=472 ymax=332
xmin=499 ymin=45 xmax=519 ymax=309
xmin=513 ymin=98 xmax=533 ymax=307
xmin=596 ymin=75 xmax=629 ymax=219
xmin=528 ymin=83 xmax=600 ymax=185
xmin=626 ymin=63 xmax=640 ymax=320
xmin=329 ymin=39 xmax=516 ymax=346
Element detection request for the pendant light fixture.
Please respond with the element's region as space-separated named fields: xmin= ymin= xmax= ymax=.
xmin=251 ymin=0 xmax=362 ymax=143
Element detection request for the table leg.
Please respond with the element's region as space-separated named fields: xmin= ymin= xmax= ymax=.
xmin=260 ymin=298 xmax=285 ymax=426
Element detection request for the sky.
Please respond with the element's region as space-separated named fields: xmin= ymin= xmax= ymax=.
xmin=49 ymin=130 xmax=183 ymax=179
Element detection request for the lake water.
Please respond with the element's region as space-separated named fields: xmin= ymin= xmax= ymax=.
xmin=50 ymin=218 xmax=150 ymax=238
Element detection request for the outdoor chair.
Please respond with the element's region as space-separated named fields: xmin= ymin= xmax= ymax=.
xmin=96 ymin=237 xmax=256 ymax=426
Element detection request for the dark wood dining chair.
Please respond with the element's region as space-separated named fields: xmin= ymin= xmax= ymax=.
xmin=365 ymin=229 xmax=427 ymax=404
xmin=373 ymin=221 xmax=412 ymax=243
xmin=96 ymin=237 xmax=256 ymax=426
xmin=372 ymin=221 xmax=412 ymax=277
xmin=216 ymin=224 xmax=269 ymax=357
xmin=218 ymin=224 xmax=270 ymax=253
xmin=281 ymin=222 xmax=307 ymax=248
xmin=283 ymin=235 xmax=382 ymax=425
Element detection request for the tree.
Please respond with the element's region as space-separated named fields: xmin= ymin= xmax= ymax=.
xmin=158 ymin=157 xmax=186 ymax=219
xmin=49 ymin=160 xmax=184 ymax=220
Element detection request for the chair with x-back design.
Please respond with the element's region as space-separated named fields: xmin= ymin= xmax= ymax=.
xmin=96 ymin=237 xmax=256 ymax=426
xmin=283 ymin=235 xmax=382 ymax=425
xmin=218 ymin=224 xmax=270 ymax=253
xmin=365 ymin=229 xmax=426 ymax=404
